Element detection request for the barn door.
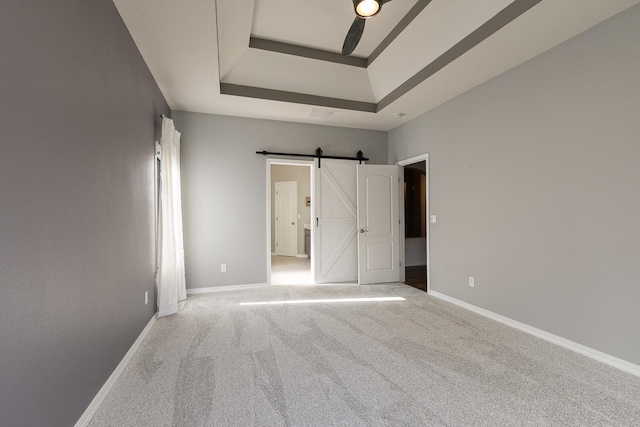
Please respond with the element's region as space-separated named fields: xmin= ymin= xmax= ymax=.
xmin=314 ymin=159 xmax=358 ymax=283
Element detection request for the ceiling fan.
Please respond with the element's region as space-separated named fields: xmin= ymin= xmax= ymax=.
xmin=342 ymin=0 xmax=393 ymax=55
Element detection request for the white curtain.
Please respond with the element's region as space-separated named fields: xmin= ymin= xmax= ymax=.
xmin=157 ymin=117 xmax=187 ymax=317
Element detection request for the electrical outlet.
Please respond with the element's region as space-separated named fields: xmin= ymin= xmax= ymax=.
xmin=145 ymin=291 xmax=149 ymax=305
xmin=469 ymin=277 xmax=475 ymax=288
xmin=221 ymin=264 xmax=227 ymax=273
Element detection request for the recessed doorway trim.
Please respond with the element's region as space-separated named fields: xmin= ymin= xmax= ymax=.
xmin=396 ymin=153 xmax=430 ymax=293
xmin=266 ymin=158 xmax=315 ymax=286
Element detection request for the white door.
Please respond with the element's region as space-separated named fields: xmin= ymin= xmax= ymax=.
xmin=275 ymin=181 xmax=297 ymax=257
xmin=314 ymin=159 xmax=358 ymax=283
xmin=357 ymin=164 xmax=401 ymax=284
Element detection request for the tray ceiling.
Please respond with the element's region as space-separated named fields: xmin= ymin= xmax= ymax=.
xmin=113 ymin=0 xmax=639 ymax=131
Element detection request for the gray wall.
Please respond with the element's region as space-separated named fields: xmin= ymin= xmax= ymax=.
xmin=271 ymin=165 xmax=311 ymax=255
xmin=173 ymin=111 xmax=387 ymax=289
xmin=0 ymin=1 xmax=169 ymax=426
xmin=389 ymin=5 xmax=640 ymax=365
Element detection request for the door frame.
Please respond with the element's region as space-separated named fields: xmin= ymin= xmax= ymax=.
xmin=266 ymin=158 xmax=314 ymax=286
xmin=397 ymin=153 xmax=431 ymax=293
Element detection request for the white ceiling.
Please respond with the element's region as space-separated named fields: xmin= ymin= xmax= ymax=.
xmin=113 ymin=0 xmax=639 ymax=131
xmin=251 ymin=0 xmax=419 ymax=57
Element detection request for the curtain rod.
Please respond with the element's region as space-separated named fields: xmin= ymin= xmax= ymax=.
xmin=256 ymin=148 xmax=368 ymax=167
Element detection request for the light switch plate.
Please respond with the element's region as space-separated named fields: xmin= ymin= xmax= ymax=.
xmin=430 ymin=215 xmax=437 ymax=224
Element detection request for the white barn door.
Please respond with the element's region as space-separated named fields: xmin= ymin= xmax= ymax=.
xmin=314 ymin=159 xmax=358 ymax=283
xmin=357 ymin=164 xmax=401 ymax=284
xmin=275 ymin=181 xmax=297 ymax=257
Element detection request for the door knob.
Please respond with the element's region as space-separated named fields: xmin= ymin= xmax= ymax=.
xmin=360 ymin=228 xmax=368 ymax=233
xmin=291 ymin=222 xmax=295 ymax=225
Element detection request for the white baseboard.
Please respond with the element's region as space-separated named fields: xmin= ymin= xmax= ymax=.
xmin=187 ymin=283 xmax=269 ymax=295
xmin=429 ymin=291 xmax=640 ymax=378
xmin=75 ymin=313 xmax=157 ymax=427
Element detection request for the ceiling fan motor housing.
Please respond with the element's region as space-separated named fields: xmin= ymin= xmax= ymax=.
xmin=353 ymin=0 xmax=383 ymax=18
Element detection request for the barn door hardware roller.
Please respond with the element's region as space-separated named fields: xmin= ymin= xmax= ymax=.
xmin=256 ymin=148 xmax=368 ymax=168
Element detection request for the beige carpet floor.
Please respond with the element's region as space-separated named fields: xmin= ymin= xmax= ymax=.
xmin=89 ymin=284 xmax=640 ymax=426
xmin=270 ymin=255 xmax=312 ymax=285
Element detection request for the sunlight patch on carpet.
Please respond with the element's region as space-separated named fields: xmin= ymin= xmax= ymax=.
xmin=240 ymin=297 xmax=406 ymax=306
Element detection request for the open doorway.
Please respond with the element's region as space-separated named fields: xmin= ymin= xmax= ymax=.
xmin=268 ymin=161 xmax=313 ymax=285
xmin=398 ymin=154 xmax=430 ymax=292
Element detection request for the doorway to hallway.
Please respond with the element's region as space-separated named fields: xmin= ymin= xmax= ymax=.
xmin=398 ymin=154 xmax=430 ymax=292
xmin=268 ymin=161 xmax=313 ymax=285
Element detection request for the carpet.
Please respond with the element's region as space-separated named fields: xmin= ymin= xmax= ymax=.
xmin=89 ymin=284 xmax=640 ymax=426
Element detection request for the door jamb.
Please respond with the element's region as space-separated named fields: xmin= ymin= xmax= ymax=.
xmin=396 ymin=153 xmax=431 ymax=293
xmin=266 ymin=158 xmax=314 ymax=286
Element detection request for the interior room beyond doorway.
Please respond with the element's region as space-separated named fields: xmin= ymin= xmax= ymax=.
xmin=403 ymin=160 xmax=427 ymax=291
xmin=270 ymin=163 xmax=312 ymax=285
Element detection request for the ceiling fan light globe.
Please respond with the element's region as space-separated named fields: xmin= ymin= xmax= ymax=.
xmin=355 ymin=0 xmax=381 ymax=18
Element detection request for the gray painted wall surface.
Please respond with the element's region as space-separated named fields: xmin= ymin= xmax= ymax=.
xmin=173 ymin=112 xmax=387 ymax=289
xmin=389 ymin=5 xmax=640 ymax=365
xmin=271 ymin=165 xmax=312 ymax=255
xmin=0 ymin=1 xmax=169 ymax=425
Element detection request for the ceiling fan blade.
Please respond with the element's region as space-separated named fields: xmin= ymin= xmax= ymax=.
xmin=342 ymin=16 xmax=365 ymax=55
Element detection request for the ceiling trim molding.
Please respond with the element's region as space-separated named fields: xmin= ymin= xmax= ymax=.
xmin=220 ymin=83 xmax=377 ymax=113
xmin=249 ymin=0 xmax=433 ymax=69
xmin=249 ymin=37 xmax=368 ymax=68
xmin=225 ymin=0 xmax=544 ymax=114
xmin=367 ymin=0 xmax=434 ymax=66
xmin=377 ymin=0 xmax=543 ymax=111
